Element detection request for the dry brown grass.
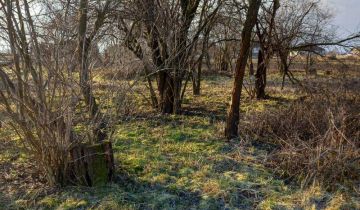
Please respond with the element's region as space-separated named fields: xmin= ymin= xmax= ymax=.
xmin=241 ymin=78 xmax=360 ymax=191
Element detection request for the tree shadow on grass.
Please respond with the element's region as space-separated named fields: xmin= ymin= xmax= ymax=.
xmin=0 ymin=192 xmax=15 ymax=210
xmin=27 ymin=174 xmax=221 ymax=209
xmin=181 ymin=107 xmax=226 ymax=122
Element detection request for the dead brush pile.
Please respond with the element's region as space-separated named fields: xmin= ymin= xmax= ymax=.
xmin=241 ymin=79 xmax=360 ymax=190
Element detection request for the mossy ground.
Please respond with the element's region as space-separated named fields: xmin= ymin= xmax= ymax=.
xmin=0 ymin=72 xmax=358 ymax=209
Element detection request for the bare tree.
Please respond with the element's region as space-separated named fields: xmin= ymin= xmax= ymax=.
xmin=225 ymin=0 xmax=262 ymax=140
xmin=272 ymin=0 xmax=334 ymax=85
xmin=119 ymin=0 xmax=220 ymax=114
xmin=191 ymin=1 xmax=219 ymax=95
xmin=255 ymin=0 xmax=280 ymax=99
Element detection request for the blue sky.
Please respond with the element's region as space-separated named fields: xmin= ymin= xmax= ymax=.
xmin=323 ymin=0 xmax=360 ymax=36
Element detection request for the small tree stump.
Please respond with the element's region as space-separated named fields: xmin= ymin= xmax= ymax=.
xmin=68 ymin=141 xmax=114 ymax=186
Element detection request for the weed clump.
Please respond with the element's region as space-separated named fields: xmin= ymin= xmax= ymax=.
xmin=241 ymin=80 xmax=360 ymax=190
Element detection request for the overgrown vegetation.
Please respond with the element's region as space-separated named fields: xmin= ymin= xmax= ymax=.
xmin=1 ymin=74 xmax=359 ymax=209
xmin=0 ymin=0 xmax=359 ymax=209
xmin=241 ymin=77 xmax=360 ymax=191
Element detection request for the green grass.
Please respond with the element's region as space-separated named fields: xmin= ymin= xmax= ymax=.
xmin=0 ymin=75 xmax=358 ymax=209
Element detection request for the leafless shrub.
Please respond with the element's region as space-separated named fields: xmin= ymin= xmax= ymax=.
xmin=0 ymin=0 xmax=119 ymax=186
xmin=110 ymin=83 xmax=136 ymax=117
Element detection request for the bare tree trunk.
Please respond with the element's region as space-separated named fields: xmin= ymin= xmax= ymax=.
xmin=249 ymin=52 xmax=255 ymax=76
xmin=255 ymin=49 xmax=267 ymax=99
xmin=173 ymin=75 xmax=182 ymax=114
xmin=225 ymin=0 xmax=261 ymax=140
xmin=158 ymin=72 xmax=175 ymax=114
xmin=78 ymin=0 xmax=99 ymax=119
xmin=279 ymin=51 xmax=289 ymax=74
xmin=143 ymin=0 xmax=200 ymax=114
xmin=279 ymin=51 xmax=295 ymax=88
xmin=205 ymin=50 xmax=212 ymax=71
xmin=254 ymin=0 xmax=279 ymax=100
xmin=4 ymin=0 xmax=24 ymax=118
xmin=193 ymin=57 xmax=202 ymax=95
xmin=305 ymin=52 xmax=316 ymax=75
xmin=193 ymin=25 xmax=211 ymax=95
xmin=137 ymin=0 xmax=202 ymax=114
xmin=23 ymin=0 xmax=45 ymax=105
xmin=144 ymin=64 xmax=159 ymax=109
xmin=138 ymin=0 xmax=174 ymax=114
xmin=219 ymin=45 xmax=230 ymax=72
xmin=172 ymin=0 xmax=201 ymax=114
xmin=78 ymin=0 xmax=111 ymax=143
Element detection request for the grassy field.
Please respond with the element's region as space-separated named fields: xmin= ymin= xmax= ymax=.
xmin=0 ymin=72 xmax=359 ymax=209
